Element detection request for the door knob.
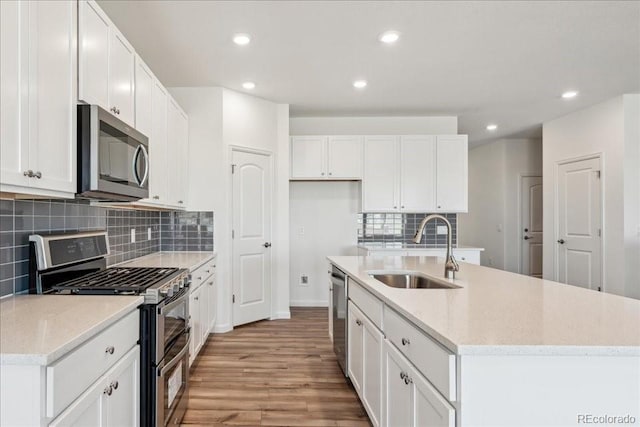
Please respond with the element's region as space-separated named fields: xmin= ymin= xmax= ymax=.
xmin=524 ymin=236 xmax=530 ymax=240
xmin=557 ymin=239 xmax=565 ymax=244
xmin=263 ymin=242 xmax=272 ymax=248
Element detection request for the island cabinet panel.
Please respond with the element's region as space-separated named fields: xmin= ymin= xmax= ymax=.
xmin=348 ymin=301 xmax=383 ymax=427
xmin=384 ymin=306 xmax=456 ymax=401
xmin=349 ymin=279 xmax=383 ymax=329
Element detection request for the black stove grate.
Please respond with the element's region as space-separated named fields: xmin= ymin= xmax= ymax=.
xmin=52 ymin=267 xmax=180 ymax=293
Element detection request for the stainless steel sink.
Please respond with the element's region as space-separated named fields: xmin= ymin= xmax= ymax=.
xmin=369 ymin=272 xmax=460 ymax=289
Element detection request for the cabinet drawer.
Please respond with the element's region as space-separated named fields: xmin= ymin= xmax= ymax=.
xmin=384 ymin=307 xmax=456 ymax=401
xmin=46 ymin=309 xmax=139 ymax=418
xmin=190 ymin=258 xmax=216 ymax=290
xmin=349 ymin=279 xmax=383 ymax=329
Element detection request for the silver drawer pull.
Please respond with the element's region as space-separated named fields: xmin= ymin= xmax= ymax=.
xmin=104 ymin=385 xmax=113 ymax=395
xmin=404 ymin=376 xmax=413 ymax=385
xmin=197 ymin=276 xmax=202 ymax=280
xmin=111 ymin=380 xmax=119 ymax=390
xmin=401 ymin=338 xmax=410 ymax=346
xmin=105 ymin=346 xmax=115 ymax=354
xmin=400 ymin=371 xmax=407 ymax=380
xmin=355 ymin=319 xmax=362 ymax=326
xmin=206 ymin=270 xmax=210 ymax=273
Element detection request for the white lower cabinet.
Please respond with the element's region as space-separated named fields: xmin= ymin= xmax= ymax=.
xmin=383 ymin=341 xmax=454 ymax=427
xmin=348 ymin=301 xmax=383 ymax=427
xmin=50 ymin=346 xmax=139 ymax=427
xmin=189 ymin=256 xmax=217 ymax=366
xmin=189 ymin=284 xmax=202 ymax=367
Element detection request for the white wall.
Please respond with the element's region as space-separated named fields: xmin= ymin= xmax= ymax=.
xmin=458 ymin=138 xmax=542 ymax=272
xmin=290 ymin=116 xmax=458 ymax=135
xmin=623 ymin=95 xmax=640 ymax=299
xmin=289 ymin=181 xmax=360 ymax=306
xmin=170 ymin=87 xmax=290 ymax=331
xmin=542 ymin=95 xmax=640 ymax=298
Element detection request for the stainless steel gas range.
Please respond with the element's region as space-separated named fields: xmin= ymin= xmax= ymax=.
xmin=29 ymin=231 xmax=190 ymax=427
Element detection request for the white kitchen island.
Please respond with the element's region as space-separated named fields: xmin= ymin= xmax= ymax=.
xmin=328 ymin=255 xmax=640 ymax=427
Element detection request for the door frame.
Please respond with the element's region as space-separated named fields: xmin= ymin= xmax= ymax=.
xmin=553 ymin=153 xmax=605 ymax=289
xmin=517 ymin=174 xmax=542 ymax=275
xmin=229 ymin=145 xmax=275 ymax=326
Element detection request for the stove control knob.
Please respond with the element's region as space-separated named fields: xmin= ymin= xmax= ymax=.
xmin=160 ymin=288 xmax=169 ymax=296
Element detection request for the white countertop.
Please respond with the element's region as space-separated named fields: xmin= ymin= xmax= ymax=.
xmin=117 ymin=251 xmax=216 ymax=271
xmin=328 ymin=255 xmax=640 ymax=356
xmin=0 ymin=295 xmax=143 ymax=366
xmin=358 ymin=242 xmax=484 ymax=251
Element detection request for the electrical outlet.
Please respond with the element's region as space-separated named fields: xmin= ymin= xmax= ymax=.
xmin=148 ymin=227 xmax=152 ymax=240
xmin=300 ymin=275 xmax=309 ymax=285
xmin=131 ymin=228 xmax=136 ymax=243
xmin=436 ymin=225 xmax=447 ymax=235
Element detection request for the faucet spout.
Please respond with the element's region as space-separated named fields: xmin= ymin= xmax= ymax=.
xmin=413 ymin=214 xmax=459 ymax=279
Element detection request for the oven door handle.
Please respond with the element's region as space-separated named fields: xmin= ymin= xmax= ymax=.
xmin=158 ymin=335 xmax=190 ymax=378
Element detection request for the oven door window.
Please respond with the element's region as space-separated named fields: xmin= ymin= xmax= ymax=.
xmin=98 ymin=120 xmax=148 ymax=189
xmin=163 ymin=296 xmax=188 ymax=350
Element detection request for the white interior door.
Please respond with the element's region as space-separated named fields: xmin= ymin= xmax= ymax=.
xmin=232 ymin=150 xmax=272 ymax=326
xmin=557 ymin=157 xmax=602 ymax=290
xmin=521 ymin=176 xmax=543 ymax=277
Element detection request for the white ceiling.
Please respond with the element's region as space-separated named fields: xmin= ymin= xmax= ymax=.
xmin=99 ymin=1 xmax=640 ymax=145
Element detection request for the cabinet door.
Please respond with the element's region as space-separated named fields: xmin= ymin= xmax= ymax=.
xmin=0 ymin=0 xmax=29 ymax=188
xmin=363 ymin=136 xmax=399 ymax=212
xmin=134 ymin=56 xmax=153 ymax=138
xmin=347 ymin=301 xmax=364 ymax=395
xmin=200 ymin=281 xmax=210 ymax=344
xmin=290 ymin=136 xmax=326 ymax=178
xmin=327 ymin=136 xmax=363 ymax=179
xmin=177 ymin=109 xmax=189 ymax=207
xmin=328 ymin=274 xmax=334 ymax=342
xmin=108 ymin=28 xmax=135 ymax=126
xmin=166 ymin=98 xmax=188 ymax=208
xmin=149 ymin=79 xmax=168 ymax=203
xmin=78 ymin=0 xmax=109 ymax=109
xmin=28 ymin=0 xmax=77 ymax=195
xmin=400 ymin=136 xmax=436 ymax=212
xmin=49 ymin=380 xmax=104 ymax=427
xmin=436 ymin=136 xmax=468 ymax=212
xmin=413 ymin=364 xmax=455 ymax=427
xmin=104 ymin=346 xmax=139 ymax=427
xmin=362 ymin=315 xmax=383 ymax=427
xmin=207 ymin=276 xmax=217 ymax=332
xmin=383 ymin=341 xmax=412 ymax=427
xmin=189 ymin=286 xmax=201 ymax=366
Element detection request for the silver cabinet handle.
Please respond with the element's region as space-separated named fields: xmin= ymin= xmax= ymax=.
xmin=34 ymin=171 xmax=42 ymax=179
xmin=400 ymin=371 xmax=407 ymax=380
xmin=393 ymin=206 xmax=397 ymax=209
xmin=153 ymin=195 xmax=160 ymax=199
xmin=437 ymin=205 xmax=442 ymax=209
xmin=111 ymin=380 xmax=119 ymax=390
xmin=321 ymin=172 xmax=325 ymax=176
xmin=194 ymin=296 xmax=199 ymax=301
xmin=23 ymin=170 xmax=33 ymax=177
xmin=105 ymin=346 xmax=115 ymax=354
xmin=355 ymin=319 xmax=362 ymax=326
xmin=404 ymin=376 xmax=413 ymax=385
xmin=557 ymin=239 xmax=566 ymax=244
xmin=401 ymin=205 xmax=405 ymax=209
xmin=104 ymin=385 xmax=113 ymax=395
xmin=328 ymin=172 xmax=332 ymax=176
xmin=197 ymin=276 xmax=202 ymax=280
xmin=206 ymin=270 xmax=210 ymax=273
xmin=401 ymin=338 xmax=410 ymax=346
xmin=208 ymin=281 xmax=213 ymax=286
xmin=178 ymin=200 xmax=184 ymax=204
xmin=263 ymin=242 xmax=272 ymax=248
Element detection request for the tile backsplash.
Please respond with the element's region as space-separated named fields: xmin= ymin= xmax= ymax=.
xmin=0 ymin=198 xmax=214 ymax=297
xmin=358 ymin=212 xmax=457 ymax=246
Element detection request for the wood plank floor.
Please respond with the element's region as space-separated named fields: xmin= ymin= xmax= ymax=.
xmin=182 ymin=307 xmax=371 ymax=427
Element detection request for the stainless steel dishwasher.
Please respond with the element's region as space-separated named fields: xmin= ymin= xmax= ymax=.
xmin=331 ymin=265 xmax=348 ymax=376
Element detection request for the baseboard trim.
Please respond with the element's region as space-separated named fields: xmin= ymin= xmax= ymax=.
xmin=271 ymin=310 xmax=291 ymax=320
xmin=213 ymin=323 xmax=233 ymax=333
xmin=290 ymin=300 xmax=329 ymax=307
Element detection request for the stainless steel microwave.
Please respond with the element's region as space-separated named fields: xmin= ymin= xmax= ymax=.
xmin=77 ymin=104 xmax=149 ymax=201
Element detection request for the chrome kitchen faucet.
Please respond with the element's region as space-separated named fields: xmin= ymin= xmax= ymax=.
xmin=413 ymin=214 xmax=459 ymax=279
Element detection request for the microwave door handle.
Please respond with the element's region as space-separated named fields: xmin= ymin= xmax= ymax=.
xmin=139 ymin=144 xmax=149 ymax=187
xmin=132 ymin=144 xmax=143 ymax=186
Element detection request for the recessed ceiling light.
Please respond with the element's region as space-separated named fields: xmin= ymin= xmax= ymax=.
xmin=242 ymin=81 xmax=255 ymax=90
xmin=486 ymin=124 xmax=498 ymax=131
xmin=379 ymin=31 xmax=400 ymax=44
xmin=233 ymin=34 xmax=251 ymax=46
xmin=353 ymin=80 xmax=367 ymax=89
xmin=561 ymin=90 xmax=578 ymax=99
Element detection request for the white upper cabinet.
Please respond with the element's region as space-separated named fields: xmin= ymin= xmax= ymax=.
xmin=79 ymin=0 xmax=135 ymax=126
xmin=0 ymin=0 xmax=77 ymax=198
xmin=147 ymin=79 xmax=169 ymax=204
xmin=290 ymin=136 xmax=363 ymax=179
xmin=363 ymin=136 xmax=399 ymax=211
xmin=291 ymin=136 xmax=325 ymax=178
xmin=134 ymin=56 xmax=153 ymax=138
xmin=400 ymin=136 xmax=436 ymax=212
xmin=363 ymin=134 xmax=468 ymax=213
xmin=166 ymin=97 xmax=189 ymax=208
xmin=435 ymin=135 xmax=468 ymax=212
